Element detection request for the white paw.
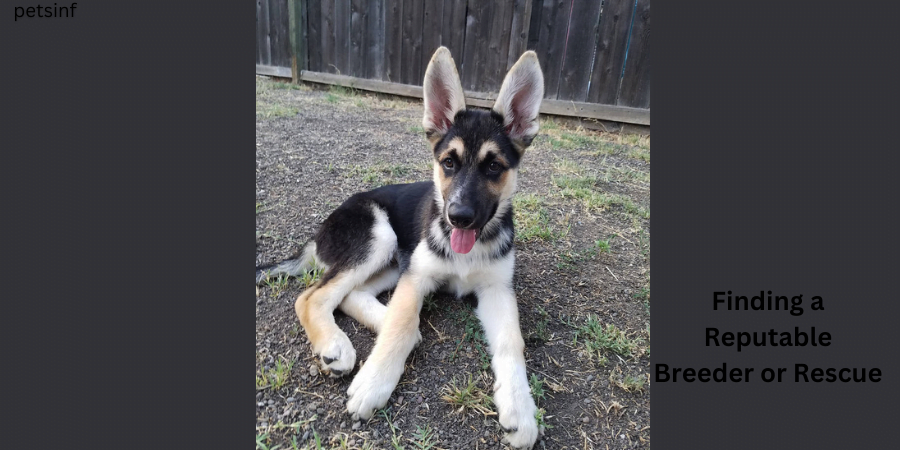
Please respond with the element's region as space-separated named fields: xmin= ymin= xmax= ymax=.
xmin=346 ymin=360 xmax=398 ymax=420
xmin=317 ymin=330 xmax=356 ymax=377
xmin=494 ymin=378 xmax=539 ymax=449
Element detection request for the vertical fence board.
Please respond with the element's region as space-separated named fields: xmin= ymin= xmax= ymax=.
xmin=587 ymin=0 xmax=635 ymax=104
xmin=306 ymin=0 xmax=322 ymax=72
xmin=441 ymin=0 xmax=467 ymax=59
xmin=527 ymin=0 xmax=544 ymax=51
xmin=617 ymin=0 xmax=649 ymax=107
xmin=257 ymin=0 xmax=272 ymax=65
xmin=556 ymin=0 xmax=603 ymax=101
xmin=461 ymin=0 xmax=490 ymax=91
xmin=334 ymin=0 xmax=350 ymax=74
xmin=401 ymin=0 xmax=425 ymax=85
xmin=289 ymin=0 xmax=308 ymax=80
xmin=272 ymin=0 xmax=294 ymax=68
xmin=349 ymin=0 xmax=366 ymax=77
xmin=535 ymin=0 xmax=572 ymax=99
xmin=364 ymin=0 xmax=386 ymax=80
xmin=320 ymin=0 xmax=336 ymax=73
xmin=507 ymin=0 xmax=534 ymax=70
xmin=384 ymin=0 xmax=403 ymax=82
xmin=484 ymin=1 xmax=514 ymax=92
xmin=421 ymin=0 xmax=444 ymax=75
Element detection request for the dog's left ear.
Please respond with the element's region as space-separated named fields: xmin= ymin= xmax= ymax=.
xmin=492 ymin=51 xmax=544 ymax=154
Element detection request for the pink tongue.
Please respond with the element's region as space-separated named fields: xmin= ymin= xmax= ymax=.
xmin=450 ymin=228 xmax=477 ymax=254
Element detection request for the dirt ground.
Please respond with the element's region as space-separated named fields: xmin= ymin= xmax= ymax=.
xmin=256 ymin=76 xmax=651 ymax=450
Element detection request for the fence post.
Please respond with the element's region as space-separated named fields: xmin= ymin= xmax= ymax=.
xmin=288 ymin=0 xmax=308 ymax=83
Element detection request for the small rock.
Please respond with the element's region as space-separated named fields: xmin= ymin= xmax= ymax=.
xmin=257 ymin=402 xmax=265 ymax=407
xmin=483 ymin=430 xmax=490 ymax=437
xmin=352 ymin=421 xmax=361 ymax=430
xmin=260 ymin=421 xmax=268 ymax=428
xmin=586 ymin=375 xmax=594 ymax=382
xmin=287 ymin=397 xmax=296 ymax=403
xmin=584 ymin=398 xmax=591 ymax=404
xmin=256 ymin=392 xmax=264 ymax=400
xmin=307 ymin=402 xmax=318 ymax=412
xmin=317 ymin=407 xmax=325 ymax=414
xmin=348 ymin=440 xmax=355 ymax=447
xmin=397 ymin=396 xmax=404 ymax=405
xmin=257 ymin=299 xmax=264 ymax=305
xmin=372 ymin=430 xmax=380 ymax=439
xmin=620 ymin=434 xmax=626 ymax=439
xmin=340 ymin=421 xmax=346 ymax=428
xmin=302 ymin=430 xmax=309 ymax=441
xmin=582 ymin=417 xmax=590 ymax=424
xmin=309 ymin=364 xmax=318 ymax=377
xmin=268 ymin=400 xmax=274 ymax=405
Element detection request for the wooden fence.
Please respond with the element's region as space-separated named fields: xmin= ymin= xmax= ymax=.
xmin=257 ymin=0 xmax=649 ymax=126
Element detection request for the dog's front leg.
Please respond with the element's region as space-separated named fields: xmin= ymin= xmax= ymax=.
xmin=476 ymin=283 xmax=539 ymax=449
xmin=346 ymin=272 xmax=425 ymax=420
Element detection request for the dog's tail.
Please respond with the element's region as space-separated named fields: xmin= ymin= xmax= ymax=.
xmin=256 ymin=242 xmax=320 ymax=285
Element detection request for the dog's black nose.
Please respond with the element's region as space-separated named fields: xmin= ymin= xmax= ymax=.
xmin=448 ymin=203 xmax=475 ymax=228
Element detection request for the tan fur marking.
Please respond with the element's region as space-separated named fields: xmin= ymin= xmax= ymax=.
xmin=433 ymin=163 xmax=452 ymax=199
xmin=488 ymin=168 xmax=518 ymax=200
xmin=434 ymin=136 xmax=466 ymax=199
xmin=295 ymin=274 xmax=344 ymax=352
xmin=373 ymin=275 xmax=422 ymax=353
xmin=477 ymin=141 xmax=502 ymax=163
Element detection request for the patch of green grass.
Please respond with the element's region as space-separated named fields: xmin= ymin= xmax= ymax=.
xmin=449 ymin=306 xmax=491 ymax=370
xmin=272 ymin=81 xmax=303 ymax=90
xmin=527 ymin=305 xmax=551 ymax=344
xmin=529 ymin=373 xmax=546 ymax=404
xmin=575 ymin=315 xmax=639 ymax=360
xmin=409 ymin=424 xmax=438 ymax=450
xmin=324 ymin=85 xmax=358 ymax=104
xmin=378 ymin=408 xmax=406 ymax=450
xmin=553 ymin=159 xmax=583 ymax=175
xmin=257 ymin=201 xmax=264 ymax=214
xmin=595 ymin=236 xmax=614 ymax=254
xmin=610 ymin=369 xmax=647 ymax=393
xmin=256 ymin=356 xmax=294 ymax=390
xmin=349 ymin=163 xmax=421 ymax=186
xmin=535 ymin=408 xmax=554 ymax=431
xmin=556 ymin=245 xmax=599 ymax=270
xmin=264 ymin=274 xmax=291 ymax=297
xmin=552 ymin=175 xmax=649 ymax=218
xmin=295 ymin=266 xmax=323 ymax=289
xmin=546 ymin=130 xmax=606 ymax=151
xmin=408 ymin=124 xmax=425 ymax=134
xmin=441 ymin=373 xmax=494 ymax=416
xmin=625 ymin=146 xmax=650 ymax=162
xmin=422 ymin=293 xmax=438 ymax=314
xmin=513 ymin=194 xmax=561 ymax=242
xmin=256 ymin=432 xmax=282 ymax=450
xmin=256 ymin=101 xmax=299 ymax=119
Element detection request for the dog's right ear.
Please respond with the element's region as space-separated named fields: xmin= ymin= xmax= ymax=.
xmin=422 ymin=47 xmax=466 ymax=143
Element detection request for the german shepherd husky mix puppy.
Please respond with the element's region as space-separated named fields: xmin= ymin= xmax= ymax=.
xmin=257 ymin=47 xmax=544 ymax=448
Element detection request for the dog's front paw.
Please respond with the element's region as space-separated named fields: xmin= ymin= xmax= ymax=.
xmin=494 ymin=378 xmax=539 ymax=449
xmin=317 ymin=330 xmax=356 ymax=377
xmin=346 ymin=361 xmax=397 ymax=420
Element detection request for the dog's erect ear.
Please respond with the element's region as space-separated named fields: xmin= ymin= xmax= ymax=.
xmin=422 ymin=47 xmax=466 ymax=143
xmin=492 ymin=51 xmax=544 ymax=153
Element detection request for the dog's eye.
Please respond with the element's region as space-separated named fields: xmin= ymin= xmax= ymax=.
xmin=442 ymin=158 xmax=454 ymax=169
xmin=488 ymin=161 xmax=502 ymax=173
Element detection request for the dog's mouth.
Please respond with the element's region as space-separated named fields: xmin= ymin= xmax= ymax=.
xmin=450 ymin=228 xmax=480 ymax=254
